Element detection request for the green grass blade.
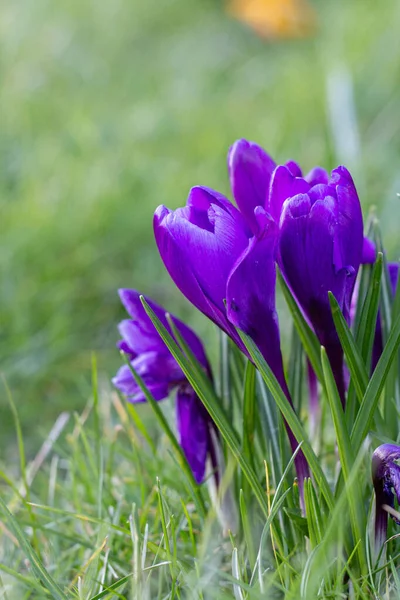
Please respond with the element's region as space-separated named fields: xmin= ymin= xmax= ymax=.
xmin=237 ymin=330 xmax=334 ymax=511
xmin=0 ymin=496 xmax=68 ymax=600
xmin=320 ymin=347 xmax=366 ymax=570
xmin=351 ymin=311 xmax=400 ymax=451
xmin=140 ymin=297 xmax=270 ymax=519
xmin=354 ymin=252 xmax=383 ymax=370
xmin=329 ymin=292 xmax=369 ymax=402
xmin=239 ymin=489 xmax=256 ymax=570
xmin=242 ymin=360 xmax=256 ymax=471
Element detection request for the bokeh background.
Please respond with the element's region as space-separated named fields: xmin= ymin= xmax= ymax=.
xmin=1 ymin=0 xmax=399 ymax=456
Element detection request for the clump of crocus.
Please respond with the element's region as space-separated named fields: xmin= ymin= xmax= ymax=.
xmin=372 ymin=444 xmax=400 ymax=549
xmin=228 ymin=139 xmax=366 ymax=406
xmin=112 ymin=289 xmax=216 ymax=484
xmin=154 ymin=144 xmax=313 ymax=494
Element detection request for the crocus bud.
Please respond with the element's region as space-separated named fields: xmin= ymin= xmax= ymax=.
xmin=278 ymin=166 xmax=364 ymax=405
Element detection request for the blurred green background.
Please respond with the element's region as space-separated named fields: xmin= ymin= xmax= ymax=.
xmin=1 ymin=0 xmax=399 ymax=455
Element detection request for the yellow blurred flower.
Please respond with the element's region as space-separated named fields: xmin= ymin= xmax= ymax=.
xmin=227 ymin=0 xmax=317 ymax=39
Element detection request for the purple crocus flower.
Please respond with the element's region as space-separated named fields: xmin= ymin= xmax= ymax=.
xmin=278 ymin=166 xmax=364 ymax=405
xmin=227 ymin=139 xmax=369 ymax=409
xmin=112 ymin=289 xmax=216 ymax=484
xmin=154 ymin=187 xmax=287 ymax=394
xmin=372 ymin=443 xmax=400 ymax=548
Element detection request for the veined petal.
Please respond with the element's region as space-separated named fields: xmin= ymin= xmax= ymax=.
xmin=361 ymin=237 xmax=376 ymax=264
xmin=112 ymin=363 xmax=171 ymax=402
xmin=268 ymin=165 xmax=310 ymax=223
xmin=226 ymin=209 xmax=286 ymax=386
xmin=305 ymin=166 xmax=329 ymax=186
xmin=330 ymin=166 xmax=363 ymax=276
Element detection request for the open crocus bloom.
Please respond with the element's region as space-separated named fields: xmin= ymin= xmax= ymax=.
xmin=112 ymin=289 xmax=215 ymax=484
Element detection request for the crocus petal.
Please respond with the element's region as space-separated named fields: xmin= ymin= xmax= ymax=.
xmin=330 ymin=166 xmax=363 ymax=281
xmin=305 ymin=166 xmax=329 ymax=186
xmin=226 ymin=209 xmax=287 ymax=388
xmin=361 ymin=237 xmax=376 ymax=264
xmin=117 ymin=339 xmax=136 ymax=359
xmin=119 ymin=289 xmax=209 ymax=368
xmin=268 ymin=165 xmax=310 ymax=223
xmin=112 ymin=363 xmax=171 ymax=402
xmin=132 ymin=350 xmax=183 ymax=384
xmin=285 ymin=160 xmax=302 ymax=177
xmin=176 ymin=386 xmax=210 ymax=484
xmin=228 ymin=139 xmax=276 ymax=232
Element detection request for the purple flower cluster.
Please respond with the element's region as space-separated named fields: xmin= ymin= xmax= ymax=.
xmin=154 ymin=140 xmax=366 ymax=405
xmin=112 ymin=138 xmax=398 ymax=526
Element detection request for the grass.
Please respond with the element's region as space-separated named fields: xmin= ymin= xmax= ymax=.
xmin=1 ymin=0 xmax=400 ymax=596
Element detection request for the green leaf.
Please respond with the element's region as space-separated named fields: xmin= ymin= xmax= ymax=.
xmin=355 ymin=252 xmax=383 ymax=371
xmin=320 ymin=347 xmax=366 ymax=570
xmin=351 ymin=311 xmax=400 ymax=451
xmin=242 ymin=360 xmax=256 ymax=471
xmin=329 ymin=292 xmax=369 ymax=403
xmin=0 ymin=496 xmax=68 ymax=600
xmin=140 ymin=297 xmax=270 ymax=519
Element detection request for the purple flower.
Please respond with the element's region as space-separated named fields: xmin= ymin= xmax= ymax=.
xmin=112 ymin=289 xmax=215 ymax=484
xmin=154 ymin=187 xmax=287 ymax=393
xmin=278 ymin=166 xmax=364 ymax=404
xmin=372 ymin=443 xmax=400 ymax=548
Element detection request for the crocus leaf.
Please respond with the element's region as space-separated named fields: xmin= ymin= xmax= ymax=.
xmin=354 ymin=252 xmax=383 ymax=371
xmin=329 ymin=292 xmax=369 ymax=402
xmin=351 ymin=311 xmax=400 ymax=451
xmin=320 ymin=347 xmax=367 ymax=570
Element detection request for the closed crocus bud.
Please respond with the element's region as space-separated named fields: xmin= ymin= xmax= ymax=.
xmin=372 ymin=444 xmax=400 ymax=549
xmin=112 ymin=289 xmax=214 ymax=484
xmin=278 ymin=166 xmax=364 ymax=405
